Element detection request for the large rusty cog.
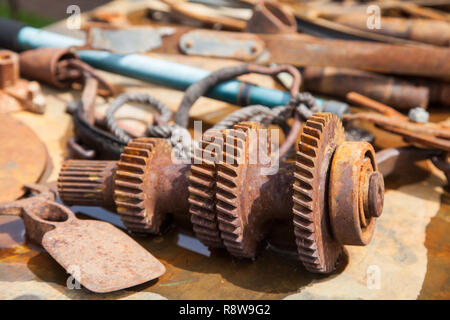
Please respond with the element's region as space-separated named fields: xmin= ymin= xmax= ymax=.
xmin=188 ymin=130 xmax=224 ymax=248
xmin=215 ymin=122 xmax=267 ymax=258
xmin=114 ymin=137 xmax=171 ymax=233
xmin=293 ymin=113 xmax=346 ymax=273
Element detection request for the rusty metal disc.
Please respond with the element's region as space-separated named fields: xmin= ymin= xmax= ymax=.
xmin=329 ymin=142 xmax=381 ymax=246
xmin=0 ymin=114 xmax=47 ymax=202
xmin=293 ymin=113 xmax=345 ymax=273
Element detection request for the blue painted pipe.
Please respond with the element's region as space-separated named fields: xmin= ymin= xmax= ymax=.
xmin=14 ymin=25 xmax=329 ymax=107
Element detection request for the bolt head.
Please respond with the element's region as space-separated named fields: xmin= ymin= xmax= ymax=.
xmin=368 ymin=171 xmax=384 ymax=218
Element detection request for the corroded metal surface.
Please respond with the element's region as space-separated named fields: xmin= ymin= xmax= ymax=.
xmin=151 ymin=28 xmax=450 ymax=78
xmin=0 ymin=114 xmax=48 ymax=202
xmin=245 ymin=1 xmax=297 ymax=34
xmin=58 ymin=160 xmax=117 ymax=209
xmin=345 ymin=92 xmax=450 ymax=152
xmin=189 ymin=129 xmax=224 ymax=248
xmin=302 ymin=66 xmax=430 ymax=110
xmin=0 ymin=184 xmax=165 ymax=293
xmin=58 ymin=138 xmax=190 ymax=234
xmin=329 ymin=142 xmax=383 ymax=246
xmin=293 ymin=113 xmax=346 ymax=273
xmin=334 ymin=15 xmax=450 ymax=47
xmin=294 ymin=113 xmax=384 ymax=273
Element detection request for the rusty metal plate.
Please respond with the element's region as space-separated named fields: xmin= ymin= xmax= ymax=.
xmin=179 ymin=30 xmax=265 ymax=61
xmin=43 ymin=218 xmax=165 ymax=293
xmin=87 ymin=26 xmax=174 ymax=55
xmin=0 ymin=114 xmax=47 ymax=202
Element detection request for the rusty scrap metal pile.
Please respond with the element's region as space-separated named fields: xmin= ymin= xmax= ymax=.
xmin=0 ymin=0 xmax=449 ymax=293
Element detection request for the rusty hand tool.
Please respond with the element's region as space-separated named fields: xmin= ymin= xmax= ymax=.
xmin=0 ymin=183 xmax=165 ymax=293
xmin=58 ymin=138 xmax=190 ymax=234
xmin=0 ymin=50 xmax=45 ymax=114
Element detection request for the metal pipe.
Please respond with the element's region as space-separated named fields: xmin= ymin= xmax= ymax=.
xmin=12 ymin=24 xmax=317 ymax=108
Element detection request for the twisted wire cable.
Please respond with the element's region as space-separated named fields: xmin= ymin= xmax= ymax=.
xmin=104 ymin=92 xmax=173 ymax=144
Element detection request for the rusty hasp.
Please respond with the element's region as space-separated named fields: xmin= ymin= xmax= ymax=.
xmin=0 ymin=183 xmax=165 ymax=293
xmin=59 ymin=138 xmax=190 ymax=234
xmin=0 ymin=50 xmax=45 ymax=114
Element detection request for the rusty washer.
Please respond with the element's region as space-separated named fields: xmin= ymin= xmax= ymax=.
xmin=329 ymin=142 xmax=384 ymax=246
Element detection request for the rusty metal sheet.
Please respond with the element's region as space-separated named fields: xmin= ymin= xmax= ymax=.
xmin=0 ymin=114 xmax=47 ymax=202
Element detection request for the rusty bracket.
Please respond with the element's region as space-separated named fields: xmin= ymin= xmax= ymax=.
xmin=179 ymin=30 xmax=266 ymax=61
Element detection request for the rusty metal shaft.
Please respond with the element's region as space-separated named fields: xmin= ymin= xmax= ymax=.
xmin=58 ymin=138 xmax=190 ymax=233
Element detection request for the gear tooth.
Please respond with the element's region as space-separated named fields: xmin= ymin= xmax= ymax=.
xmin=293 ymin=113 xmax=345 ymax=274
xmin=215 ymin=124 xmax=262 ymax=259
xmin=189 ymin=130 xmax=224 ymax=248
xmin=114 ymin=138 xmax=166 ymax=234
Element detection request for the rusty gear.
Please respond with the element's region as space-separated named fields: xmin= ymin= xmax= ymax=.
xmin=293 ymin=113 xmax=346 ymax=273
xmin=215 ymin=122 xmax=272 ymax=258
xmin=58 ymin=137 xmax=190 ymax=235
xmin=114 ymin=138 xmax=172 ymax=233
xmin=188 ymin=130 xmax=224 ymax=248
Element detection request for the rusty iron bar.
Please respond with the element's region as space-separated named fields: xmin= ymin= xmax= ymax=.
xmin=334 ymin=15 xmax=450 ymax=47
xmin=302 ymin=66 xmax=431 ymax=110
xmin=152 ymin=28 xmax=450 ymax=78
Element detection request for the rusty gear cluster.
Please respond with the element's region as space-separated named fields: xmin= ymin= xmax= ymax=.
xmin=58 ymin=112 xmax=385 ymax=274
